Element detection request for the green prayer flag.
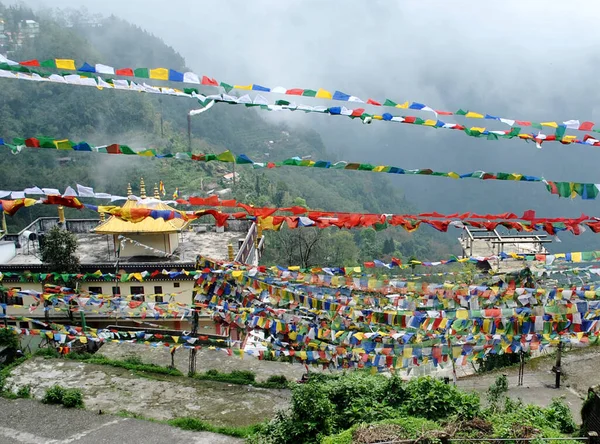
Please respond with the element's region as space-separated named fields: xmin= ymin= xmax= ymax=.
xmin=555 ymin=125 xmax=566 ymax=139
xmin=456 ymin=109 xmax=468 ymax=116
xmin=358 ymin=164 xmax=375 ymax=171
xmin=220 ymin=82 xmax=233 ymax=93
xmin=40 ymin=59 xmax=57 ymax=68
xmin=302 ymin=89 xmax=317 ymax=97
xmin=383 ymin=99 xmax=397 ymax=107
xmin=119 ymin=145 xmax=136 ymax=155
xmin=134 ymin=68 xmax=149 ymax=78
xmin=530 ymin=122 xmax=543 ymax=130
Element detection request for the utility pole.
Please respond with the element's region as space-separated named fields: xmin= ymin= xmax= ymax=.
xmin=553 ymin=342 xmax=563 ymax=389
xmin=188 ymin=288 xmax=199 ymax=376
xmin=187 ymin=112 xmax=192 ymax=152
xmin=446 ymin=329 xmax=457 ymax=385
xmin=518 ymin=350 xmax=525 ymax=386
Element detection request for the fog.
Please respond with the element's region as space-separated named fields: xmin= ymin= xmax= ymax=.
xmin=10 ymin=0 xmax=600 ymax=250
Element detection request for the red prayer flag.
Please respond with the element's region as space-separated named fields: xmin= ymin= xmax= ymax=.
xmin=24 ymin=138 xmax=40 ymax=148
xmin=20 ymin=60 xmax=40 ymax=67
xmin=515 ymin=120 xmax=531 ymax=126
xmin=201 ymin=76 xmax=218 ymax=86
xmin=366 ymin=99 xmax=381 ymax=106
xmin=579 ymin=121 xmax=595 ymax=131
xmin=115 ymin=68 xmax=134 ymax=76
xmin=285 ymin=89 xmax=304 ymax=95
xmin=350 ymin=108 xmax=365 ymax=117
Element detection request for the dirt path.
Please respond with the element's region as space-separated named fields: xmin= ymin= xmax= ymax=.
xmin=5 ymin=357 xmax=290 ymax=427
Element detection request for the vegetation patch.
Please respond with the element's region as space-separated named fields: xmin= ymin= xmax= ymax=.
xmin=167 ymin=417 xmax=260 ymax=438
xmin=42 ymin=385 xmax=84 ymax=408
xmin=65 ymin=352 xmax=183 ymax=377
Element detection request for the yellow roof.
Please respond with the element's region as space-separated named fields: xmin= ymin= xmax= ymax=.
xmin=93 ymin=199 xmax=189 ymax=234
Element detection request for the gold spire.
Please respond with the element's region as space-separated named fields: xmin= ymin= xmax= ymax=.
xmin=99 ymin=211 xmax=105 ymax=222
xmin=140 ymin=178 xmax=147 ymax=198
xmin=153 ymin=183 xmax=160 ymax=199
xmin=127 ymin=183 xmax=132 ymax=196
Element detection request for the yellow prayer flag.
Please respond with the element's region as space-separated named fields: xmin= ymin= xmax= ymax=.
xmin=572 ymin=252 xmax=582 ymax=263
xmin=288 ymin=266 xmax=300 ymax=271
xmin=373 ymin=115 xmax=383 ymax=120
xmin=541 ymin=121 xmax=558 ymax=128
xmin=448 ymin=172 xmax=460 ymax=179
xmin=172 ymin=336 xmax=179 ymax=343
xmin=452 ymin=346 xmax=462 ymax=359
xmin=456 ymin=310 xmax=468 ymax=320
xmin=465 ymin=112 xmax=484 ymax=118
xmin=315 ymin=88 xmax=332 ymax=99
xmin=403 ymin=347 xmax=413 ymax=358
xmin=56 ymin=59 xmax=76 ymax=70
xmin=469 ymin=126 xmax=486 ymax=132
xmin=373 ymin=166 xmax=387 ymax=172
xmin=79 ymin=336 xmax=88 ymax=344
xmin=233 ymin=84 xmax=252 ymax=90
xmin=231 ymin=270 xmax=243 ymax=278
xmin=149 ymin=68 xmax=169 ymax=81
xmin=395 ymin=101 xmax=409 ymax=109
xmin=423 ymin=119 xmax=437 ymax=126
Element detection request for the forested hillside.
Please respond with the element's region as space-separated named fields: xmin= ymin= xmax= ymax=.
xmin=0 ymin=3 xmax=457 ymax=266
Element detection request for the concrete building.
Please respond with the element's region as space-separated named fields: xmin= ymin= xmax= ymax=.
xmin=0 ymin=179 xmax=265 ymax=332
xmin=459 ymin=227 xmax=551 ymax=273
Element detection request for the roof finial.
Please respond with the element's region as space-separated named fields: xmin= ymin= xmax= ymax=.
xmin=153 ymin=183 xmax=160 ymax=199
xmin=140 ymin=178 xmax=147 ymax=198
xmin=127 ymin=183 xmax=132 ymax=196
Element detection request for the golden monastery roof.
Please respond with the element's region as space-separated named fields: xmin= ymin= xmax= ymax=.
xmin=94 ymin=199 xmax=189 ymax=234
xmin=94 ymin=180 xmax=189 ymax=234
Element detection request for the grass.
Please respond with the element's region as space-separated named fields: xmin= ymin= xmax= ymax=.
xmin=117 ymin=410 xmax=261 ymax=438
xmin=64 ymin=353 xmax=183 ymax=377
xmin=42 ymin=385 xmax=84 ymax=408
xmin=193 ymin=369 xmax=289 ymax=389
xmin=167 ymin=416 xmax=262 ymax=438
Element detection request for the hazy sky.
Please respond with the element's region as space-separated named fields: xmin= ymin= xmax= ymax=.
xmin=10 ymin=0 xmax=600 ymax=249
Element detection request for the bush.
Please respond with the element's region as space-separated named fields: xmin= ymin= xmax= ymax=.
xmin=62 ymin=389 xmax=84 ymax=408
xmin=255 ymin=375 xmax=288 ymax=389
xmin=194 ymin=369 xmax=256 ymax=385
xmin=545 ymin=398 xmax=577 ymax=434
xmin=34 ymin=348 xmax=60 ymax=359
xmin=168 ymin=417 xmax=259 ymax=438
xmin=42 ymin=385 xmax=84 ymax=408
xmin=16 ymin=385 xmax=31 ymax=399
xmin=0 ymin=329 xmax=19 ymax=350
xmin=42 ymin=385 xmax=66 ymax=405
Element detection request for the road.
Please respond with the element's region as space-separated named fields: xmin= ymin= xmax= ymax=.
xmin=0 ymin=398 xmax=242 ymax=444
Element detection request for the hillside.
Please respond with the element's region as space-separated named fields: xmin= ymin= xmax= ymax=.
xmin=0 ymin=3 xmax=456 ymax=265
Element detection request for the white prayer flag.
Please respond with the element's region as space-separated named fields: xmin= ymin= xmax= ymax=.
xmin=95 ymin=64 xmax=115 ymax=75
xmin=77 ymin=184 xmax=95 ymax=197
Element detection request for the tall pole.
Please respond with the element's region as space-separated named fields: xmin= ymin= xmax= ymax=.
xmin=446 ymin=329 xmax=457 ymax=385
xmin=554 ymin=342 xmax=563 ymax=389
xmin=187 ymin=112 xmax=192 ymax=152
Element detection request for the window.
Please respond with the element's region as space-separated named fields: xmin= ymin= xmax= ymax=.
xmin=174 ymin=282 xmax=180 ymax=288
xmin=88 ymin=287 xmax=103 ymax=294
xmin=154 ymin=286 xmax=163 ymax=303
xmin=112 ymin=286 xmax=121 ymax=296
xmin=131 ymin=286 xmax=145 ymax=302
xmin=5 ymin=288 xmax=23 ymax=306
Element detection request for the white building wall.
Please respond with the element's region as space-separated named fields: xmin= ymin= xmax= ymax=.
xmin=0 ymin=242 xmax=16 ymax=264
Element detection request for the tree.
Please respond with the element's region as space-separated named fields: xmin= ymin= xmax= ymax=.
xmin=40 ymin=226 xmax=80 ymax=273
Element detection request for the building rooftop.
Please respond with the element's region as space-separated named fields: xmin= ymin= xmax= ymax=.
xmin=4 ymin=230 xmax=243 ymax=267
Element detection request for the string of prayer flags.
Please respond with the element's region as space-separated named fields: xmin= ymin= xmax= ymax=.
xmin=0 ymin=61 xmax=597 ymax=148
xmin=3 ymin=137 xmax=600 ymax=200
xmin=12 ymin=55 xmax=600 ymax=141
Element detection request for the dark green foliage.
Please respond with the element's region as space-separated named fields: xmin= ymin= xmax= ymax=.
xmin=486 ymin=374 xmax=509 ymax=410
xmin=474 ymin=351 xmax=529 ymax=373
xmin=0 ymin=329 xmax=19 ymax=350
xmin=61 ymin=388 xmax=84 ymax=408
xmin=42 ymin=385 xmax=84 ymax=408
xmin=64 ymin=353 xmax=183 ymax=376
xmin=40 ymin=226 xmax=80 ymax=274
xmin=15 ymin=385 xmax=31 ymax=399
xmin=545 ymin=398 xmax=577 ymax=434
xmin=34 ymin=347 xmax=60 ymax=359
xmin=194 ymin=369 xmax=256 ymax=385
xmin=255 ymin=375 xmax=288 ymax=389
xmin=42 ymin=385 xmax=66 ymax=405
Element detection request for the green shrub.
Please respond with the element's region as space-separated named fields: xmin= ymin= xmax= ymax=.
xmin=255 ymin=375 xmax=288 ymax=389
xmin=16 ymin=385 xmax=31 ymax=399
xmin=42 ymin=385 xmax=66 ymax=405
xmin=34 ymin=348 xmax=60 ymax=359
xmin=65 ymin=354 xmax=182 ymax=376
xmin=545 ymin=398 xmax=577 ymax=434
xmin=42 ymin=385 xmax=84 ymax=408
xmin=0 ymin=329 xmax=19 ymax=350
xmin=124 ymin=356 xmax=144 ymax=366
xmin=194 ymin=369 xmax=256 ymax=385
xmin=61 ymin=389 xmax=84 ymax=408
